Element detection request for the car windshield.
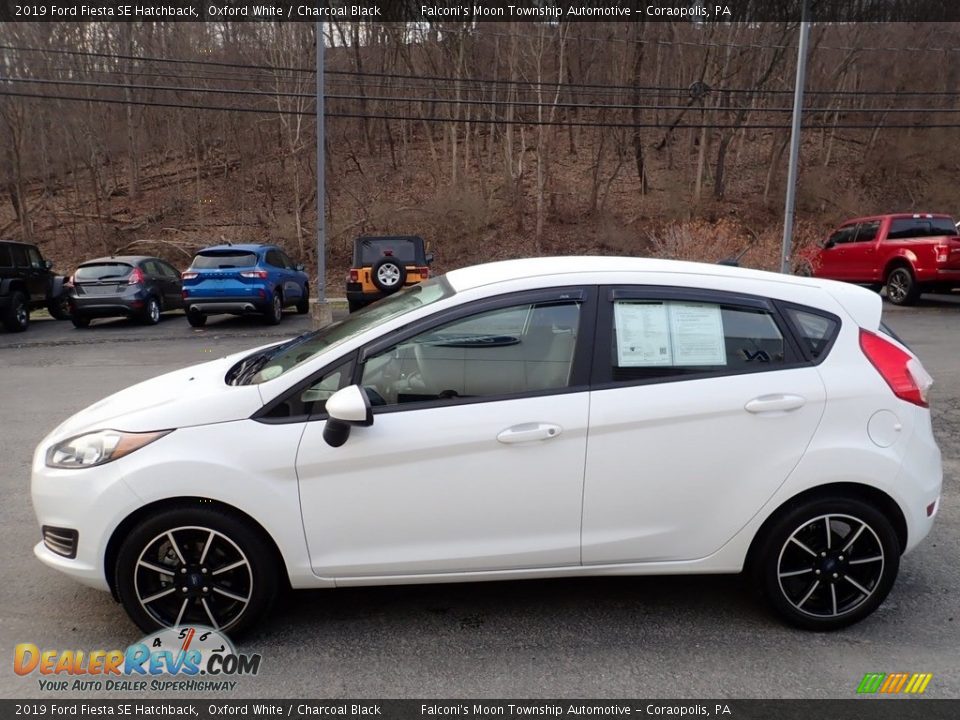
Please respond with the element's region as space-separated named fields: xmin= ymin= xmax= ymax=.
xmin=230 ymin=276 xmax=455 ymax=386
xmin=75 ymin=263 xmax=134 ymax=281
xmin=356 ymin=238 xmax=421 ymax=265
xmin=191 ymin=251 xmax=258 ymax=269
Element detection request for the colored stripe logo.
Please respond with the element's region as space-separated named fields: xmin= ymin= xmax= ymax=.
xmin=857 ymin=672 xmax=933 ymax=694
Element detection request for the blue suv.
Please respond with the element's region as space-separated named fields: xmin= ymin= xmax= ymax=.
xmin=181 ymin=244 xmax=309 ymax=327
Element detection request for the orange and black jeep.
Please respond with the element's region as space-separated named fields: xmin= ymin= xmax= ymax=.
xmin=346 ymin=235 xmax=434 ymax=312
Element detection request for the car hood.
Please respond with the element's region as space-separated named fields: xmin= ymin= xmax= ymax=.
xmin=47 ymin=351 xmax=266 ymax=441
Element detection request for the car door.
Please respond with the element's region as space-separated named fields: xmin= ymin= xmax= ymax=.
xmin=581 ymin=287 xmax=827 ymax=564
xmin=23 ymin=246 xmax=47 ymax=304
xmin=842 ymin=220 xmax=881 ymax=282
xmin=156 ymin=260 xmax=184 ymax=308
xmin=295 ymin=288 xmax=595 ymax=578
xmin=816 ymin=224 xmax=856 ymax=280
xmin=264 ymin=249 xmax=293 ymax=302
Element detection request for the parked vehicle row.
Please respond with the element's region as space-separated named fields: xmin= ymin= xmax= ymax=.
xmin=0 ymin=240 xmax=71 ymax=332
xmin=798 ymin=213 xmax=960 ymax=305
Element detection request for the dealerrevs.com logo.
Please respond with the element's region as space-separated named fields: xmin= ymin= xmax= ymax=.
xmin=856 ymin=672 xmax=934 ymax=695
xmin=14 ymin=626 xmax=261 ymax=692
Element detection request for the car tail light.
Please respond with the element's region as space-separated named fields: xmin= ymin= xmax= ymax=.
xmin=240 ymin=270 xmax=269 ymax=279
xmin=935 ymin=245 xmax=949 ymax=263
xmin=349 ymin=269 xmax=359 ymax=283
xmin=859 ymin=329 xmax=933 ymax=407
xmin=127 ymin=267 xmax=145 ymax=285
xmin=418 ymin=266 xmax=430 ymax=279
xmin=181 ymin=271 xmax=198 ymax=281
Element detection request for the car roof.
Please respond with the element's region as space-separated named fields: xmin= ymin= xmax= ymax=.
xmin=838 ymin=213 xmax=954 ymax=225
xmin=0 ymin=239 xmax=37 ymax=247
xmin=444 ymin=256 xmax=820 ymax=293
xmin=197 ymin=244 xmax=273 ymax=253
xmin=79 ymin=255 xmax=156 ymax=265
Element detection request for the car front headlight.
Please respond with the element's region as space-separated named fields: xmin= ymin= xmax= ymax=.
xmin=46 ymin=429 xmax=172 ymax=469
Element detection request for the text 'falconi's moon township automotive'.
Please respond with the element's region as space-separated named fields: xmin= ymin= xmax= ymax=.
xmin=31 ymin=257 xmax=941 ymax=635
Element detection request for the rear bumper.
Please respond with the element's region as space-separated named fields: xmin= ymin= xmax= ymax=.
xmin=187 ymin=298 xmax=265 ymax=315
xmin=71 ymin=299 xmax=143 ymax=318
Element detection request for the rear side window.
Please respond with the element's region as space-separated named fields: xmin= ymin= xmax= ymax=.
xmin=854 ymin=221 xmax=880 ymax=243
xmin=0 ymin=245 xmax=11 ymax=268
xmin=75 ymin=263 xmax=133 ymax=281
xmin=265 ymin=250 xmax=285 ymax=268
xmin=10 ymin=245 xmax=28 ymax=267
xmin=610 ymin=300 xmax=788 ymax=382
xmin=785 ymin=308 xmax=839 ymax=361
xmin=190 ymin=251 xmax=258 ymax=269
xmin=888 ymin=217 xmax=958 ymax=239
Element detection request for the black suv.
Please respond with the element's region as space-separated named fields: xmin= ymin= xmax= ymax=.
xmin=0 ymin=240 xmax=71 ymax=332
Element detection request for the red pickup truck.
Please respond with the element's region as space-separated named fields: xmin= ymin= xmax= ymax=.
xmin=800 ymin=213 xmax=960 ymax=305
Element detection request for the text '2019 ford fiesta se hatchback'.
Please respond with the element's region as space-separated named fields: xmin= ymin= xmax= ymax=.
xmin=31 ymin=258 xmax=941 ymax=635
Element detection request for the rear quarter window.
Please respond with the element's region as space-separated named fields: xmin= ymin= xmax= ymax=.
xmin=887 ymin=218 xmax=958 ymax=240
xmin=0 ymin=245 xmax=12 ymax=268
xmin=785 ymin=308 xmax=840 ymax=361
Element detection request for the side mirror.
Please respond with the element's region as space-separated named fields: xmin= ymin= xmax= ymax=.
xmin=323 ymin=385 xmax=373 ymax=447
xmin=44 ymin=259 xmax=53 ymax=270
xmin=425 ymin=253 xmax=434 ymax=265
xmin=295 ymin=263 xmax=305 ymax=272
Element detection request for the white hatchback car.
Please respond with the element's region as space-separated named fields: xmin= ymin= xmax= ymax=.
xmin=32 ymin=257 xmax=941 ymax=635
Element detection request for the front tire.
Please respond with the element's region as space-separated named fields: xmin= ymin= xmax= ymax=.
xmin=755 ymin=497 xmax=900 ymax=631
xmin=114 ymin=506 xmax=279 ymax=636
xmin=296 ymin=287 xmax=310 ymax=315
xmin=885 ymin=267 xmax=920 ymax=306
xmin=3 ymin=291 xmax=29 ymax=332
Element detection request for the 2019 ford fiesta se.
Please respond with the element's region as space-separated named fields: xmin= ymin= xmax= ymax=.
xmin=31 ymin=257 xmax=942 ymax=635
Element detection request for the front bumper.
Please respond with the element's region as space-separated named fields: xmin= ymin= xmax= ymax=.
xmin=31 ymin=446 xmax=144 ymax=592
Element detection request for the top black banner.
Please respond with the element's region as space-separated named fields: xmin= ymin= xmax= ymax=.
xmin=4 ymin=0 xmax=960 ymax=23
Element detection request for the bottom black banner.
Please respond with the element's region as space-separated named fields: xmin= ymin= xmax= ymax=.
xmin=2 ymin=700 xmax=958 ymax=720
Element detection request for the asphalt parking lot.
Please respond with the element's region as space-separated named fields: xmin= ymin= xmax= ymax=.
xmin=1 ymin=298 xmax=958 ymax=700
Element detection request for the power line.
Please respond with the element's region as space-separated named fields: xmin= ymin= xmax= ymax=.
xmin=4 ymin=88 xmax=960 ymax=131
xmin=7 ymin=75 xmax=960 ymax=115
xmin=11 ymin=42 xmax=956 ymax=98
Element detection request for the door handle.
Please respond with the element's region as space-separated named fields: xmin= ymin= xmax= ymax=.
xmin=744 ymin=394 xmax=806 ymax=414
xmin=497 ymin=423 xmax=562 ymax=444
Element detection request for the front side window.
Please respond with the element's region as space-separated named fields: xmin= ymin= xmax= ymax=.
xmin=237 ymin=276 xmax=455 ymax=385
xmin=27 ymin=247 xmax=43 ymax=269
xmin=359 ymin=300 xmax=582 ymax=407
xmin=610 ymin=300 xmax=787 ymax=382
xmin=827 ymin=225 xmax=856 ymax=246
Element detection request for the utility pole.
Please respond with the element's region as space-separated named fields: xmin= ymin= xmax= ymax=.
xmin=780 ymin=0 xmax=811 ymax=274
xmin=314 ymin=19 xmax=332 ymax=327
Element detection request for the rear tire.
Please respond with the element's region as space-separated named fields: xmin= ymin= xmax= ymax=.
xmin=71 ymin=314 xmax=91 ymax=329
xmin=3 ymin=291 xmax=29 ymax=332
xmin=885 ymin=266 xmax=920 ymax=306
xmin=263 ymin=292 xmax=283 ymax=325
xmin=187 ymin=310 xmax=207 ymax=328
xmin=48 ymin=295 xmax=72 ymax=321
xmin=755 ymin=496 xmax=900 ymax=631
xmin=114 ymin=505 xmax=279 ymax=636
xmin=141 ymin=297 xmax=161 ymax=325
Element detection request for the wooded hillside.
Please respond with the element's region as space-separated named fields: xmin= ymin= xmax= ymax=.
xmin=3 ymin=21 xmax=960 ymax=287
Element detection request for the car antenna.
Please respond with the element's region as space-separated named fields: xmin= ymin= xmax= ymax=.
xmin=717 ymin=228 xmax=758 ymax=267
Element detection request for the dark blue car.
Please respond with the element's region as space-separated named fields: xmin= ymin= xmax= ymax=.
xmin=181 ymin=244 xmax=309 ymax=327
